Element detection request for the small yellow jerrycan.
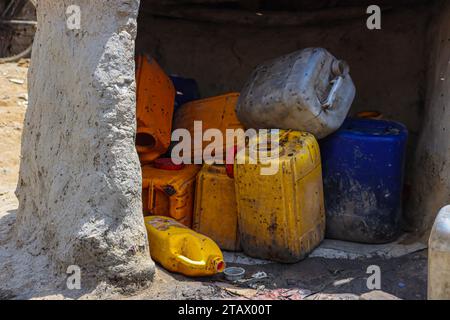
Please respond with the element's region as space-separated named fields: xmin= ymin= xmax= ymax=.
xmin=144 ymin=216 xmax=225 ymax=277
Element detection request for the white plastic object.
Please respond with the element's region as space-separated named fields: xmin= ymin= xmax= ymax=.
xmin=428 ymin=205 xmax=450 ymax=300
xmin=236 ymin=48 xmax=356 ymax=139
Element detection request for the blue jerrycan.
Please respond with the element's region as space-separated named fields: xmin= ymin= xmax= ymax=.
xmin=320 ymin=118 xmax=408 ymax=243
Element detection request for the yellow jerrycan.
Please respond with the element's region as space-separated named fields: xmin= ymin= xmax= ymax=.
xmin=135 ymin=55 xmax=175 ymax=164
xmin=142 ymin=159 xmax=201 ymax=227
xmin=144 ymin=216 xmax=226 ymax=277
xmin=234 ymin=130 xmax=325 ymax=263
xmin=193 ymin=164 xmax=240 ymax=251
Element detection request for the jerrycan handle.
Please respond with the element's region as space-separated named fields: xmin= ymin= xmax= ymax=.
xmin=175 ymin=254 xmax=206 ymax=267
xmin=321 ymin=60 xmax=349 ymax=110
xmin=148 ymin=181 xmax=155 ymax=211
xmin=148 ymin=181 xmax=179 ymax=217
xmin=168 ymin=190 xmax=185 ymax=221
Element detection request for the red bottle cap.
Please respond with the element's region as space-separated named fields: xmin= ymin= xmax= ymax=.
xmin=154 ymin=158 xmax=185 ymax=171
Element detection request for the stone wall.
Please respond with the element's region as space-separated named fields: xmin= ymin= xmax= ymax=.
xmin=406 ymin=0 xmax=450 ymax=235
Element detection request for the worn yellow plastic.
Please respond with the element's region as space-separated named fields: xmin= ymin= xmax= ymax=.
xmin=142 ymin=164 xmax=201 ymax=227
xmin=136 ymin=55 xmax=175 ymax=163
xmin=234 ymin=130 xmax=325 ymax=263
xmin=145 ymin=216 xmax=225 ymax=277
xmin=193 ymin=164 xmax=240 ymax=251
xmin=173 ymin=93 xmax=244 ymax=163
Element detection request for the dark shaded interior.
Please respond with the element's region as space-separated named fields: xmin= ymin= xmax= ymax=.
xmin=136 ymin=132 xmax=157 ymax=149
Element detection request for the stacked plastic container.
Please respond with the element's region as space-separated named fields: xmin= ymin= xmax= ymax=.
xmin=173 ymin=93 xmax=244 ymax=163
xmin=233 ymin=48 xmax=356 ymax=262
xmin=234 ymin=130 xmax=325 ymax=262
xmin=193 ymin=164 xmax=240 ymax=252
xmin=320 ymin=118 xmax=408 ymax=243
xmin=136 ymin=46 xmax=410 ymax=273
xmin=135 ymin=55 xmax=245 ymax=276
xmin=135 ymin=55 xmax=175 ymax=164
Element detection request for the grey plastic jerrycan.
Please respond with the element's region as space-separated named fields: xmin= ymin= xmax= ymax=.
xmin=236 ymin=48 xmax=356 ymax=139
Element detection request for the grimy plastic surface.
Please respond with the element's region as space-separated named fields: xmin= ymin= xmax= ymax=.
xmin=145 ymin=216 xmax=225 ymax=277
xmin=193 ymin=164 xmax=240 ymax=251
xmin=237 ymin=48 xmax=355 ymax=139
xmin=234 ymin=130 xmax=325 ymax=263
xmin=320 ymin=118 xmax=408 ymax=243
xmin=136 ymin=55 xmax=175 ymax=163
xmin=173 ymin=93 xmax=244 ymax=163
xmin=142 ymin=164 xmax=201 ymax=227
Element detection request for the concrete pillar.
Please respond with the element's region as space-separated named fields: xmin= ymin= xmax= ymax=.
xmin=14 ymin=0 xmax=154 ymax=288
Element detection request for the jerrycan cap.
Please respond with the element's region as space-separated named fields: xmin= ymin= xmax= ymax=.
xmin=212 ymin=257 xmax=226 ymax=273
xmin=154 ymin=158 xmax=185 ymax=171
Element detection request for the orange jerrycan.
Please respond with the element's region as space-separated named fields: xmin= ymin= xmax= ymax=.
xmin=173 ymin=93 xmax=244 ymax=163
xmin=136 ymin=55 xmax=175 ymax=163
xmin=193 ymin=164 xmax=240 ymax=251
xmin=142 ymin=159 xmax=201 ymax=227
xmin=145 ymin=216 xmax=225 ymax=277
xmin=234 ymin=130 xmax=325 ymax=263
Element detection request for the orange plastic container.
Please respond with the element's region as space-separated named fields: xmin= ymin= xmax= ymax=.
xmin=136 ymin=55 xmax=175 ymax=163
xmin=356 ymin=111 xmax=383 ymax=120
xmin=142 ymin=160 xmax=201 ymax=227
xmin=173 ymin=93 xmax=244 ymax=163
xmin=193 ymin=164 xmax=240 ymax=251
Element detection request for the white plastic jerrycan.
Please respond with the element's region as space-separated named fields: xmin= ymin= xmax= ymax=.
xmin=236 ymin=48 xmax=355 ymax=139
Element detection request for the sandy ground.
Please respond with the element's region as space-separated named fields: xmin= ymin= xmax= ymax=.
xmin=0 ymin=60 xmax=28 ymax=212
xmin=0 ymin=61 xmax=428 ymax=300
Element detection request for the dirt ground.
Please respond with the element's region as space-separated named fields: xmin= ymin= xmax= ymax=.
xmin=128 ymin=249 xmax=427 ymax=300
xmin=0 ymin=61 xmax=428 ymax=300
xmin=0 ymin=60 xmax=28 ymax=213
